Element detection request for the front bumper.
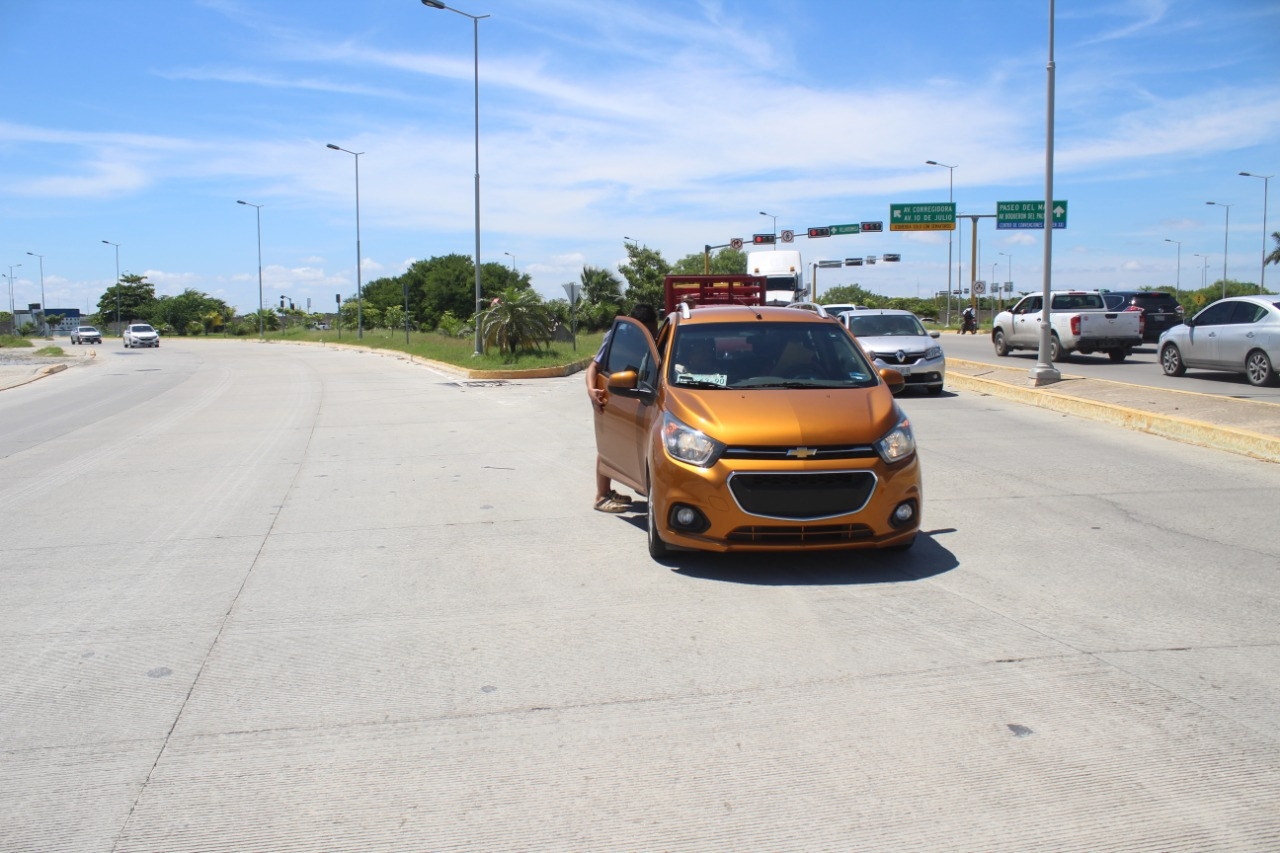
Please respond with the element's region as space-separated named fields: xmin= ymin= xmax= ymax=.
xmin=869 ymin=354 xmax=946 ymax=389
xmin=650 ymin=450 xmax=922 ymax=553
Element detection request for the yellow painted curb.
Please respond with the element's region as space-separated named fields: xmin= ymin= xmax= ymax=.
xmin=947 ymin=371 xmax=1280 ymax=463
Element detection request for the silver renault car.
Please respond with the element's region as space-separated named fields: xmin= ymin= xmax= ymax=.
xmin=838 ymin=309 xmax=946 ymax=395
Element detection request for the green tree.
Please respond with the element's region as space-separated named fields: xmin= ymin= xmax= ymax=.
xmin=618 ymin=243 xmax=670 ymax=312
xmin=819 ymin=284 xmax=881 ymax=307
xmin=671 ymin=247 xmax=747 ymax=276
xmin=476 ymin=288 xmax=553 ymax=358
xmin=150 ymin=289 xmax=233 ymax=336
xmin=382 ymin=304 xmax=406 ymax=332
xmin=580 ymin=265 xmax=623 ymax=308
xmin=1266 ymin=231 xmax=1280 ymax=272
xmin=402 ymin=254 xmax=480 ymax=330
xmin=98 ymin=274 xmax=156 ymax=327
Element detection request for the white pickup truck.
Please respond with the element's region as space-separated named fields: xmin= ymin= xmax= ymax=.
xmin=991 ymin=291 xmax=1144 ymax=362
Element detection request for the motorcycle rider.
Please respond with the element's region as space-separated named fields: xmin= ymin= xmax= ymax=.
xmin=961 ymin=305 xmax=977 ymax=334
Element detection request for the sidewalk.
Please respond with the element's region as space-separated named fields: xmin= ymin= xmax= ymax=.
xmin=946 ymin=358 xmax=1280 ymax=463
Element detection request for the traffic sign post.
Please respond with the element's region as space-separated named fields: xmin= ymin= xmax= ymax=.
xmin=831 ymin=223 xmax=862 ymax=235
xmin=996 ymin=200 xmax=1068 ymax=229
xmin=889 ymin=203 xmax=956 ymax=231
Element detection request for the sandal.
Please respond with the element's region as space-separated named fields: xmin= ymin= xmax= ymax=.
xmin=608 ymin=490 xmax=633 ymax=504
xmin=594 ymin=495 xmax=629 ymax=514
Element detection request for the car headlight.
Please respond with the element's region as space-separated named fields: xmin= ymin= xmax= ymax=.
xmin=875 ymin=408 xmax=917 ymax=463
xmin=661 ymin=412 xmax=725 ymax=468
xmin=925 ymin=346 xmax=942 ymax=360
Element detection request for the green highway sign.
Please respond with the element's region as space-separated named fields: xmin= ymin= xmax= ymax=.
xmin=890 ymin=203 xmax=956 ymax=231
xmin=830 ymin=223 xmax=861 ymax=235
xmin=997 ymin=200 xmax=1068 ymax=229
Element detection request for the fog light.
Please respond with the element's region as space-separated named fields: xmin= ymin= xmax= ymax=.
xmin=890 ymin=500 xmax=917 ymax=528
xmin=668 ymin=503 xmax=710 ymax=533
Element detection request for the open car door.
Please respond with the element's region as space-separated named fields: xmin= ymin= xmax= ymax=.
xmin=591 ymin=316 xmax=661 ymax=496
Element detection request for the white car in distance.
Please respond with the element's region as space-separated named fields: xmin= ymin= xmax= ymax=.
xmin=123 ymin=323 xmax=160 ymax=348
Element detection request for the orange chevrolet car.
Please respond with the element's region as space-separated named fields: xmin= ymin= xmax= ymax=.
xmin=593 ymin=288 xmax=921 ymax=558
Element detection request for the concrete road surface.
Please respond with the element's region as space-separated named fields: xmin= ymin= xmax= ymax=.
xmin=2 ymin=338 xmax=1278 ymax=851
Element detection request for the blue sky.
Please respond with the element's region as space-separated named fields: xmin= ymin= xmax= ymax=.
xmin=3 ymin=0 xmax=1278 ymax=316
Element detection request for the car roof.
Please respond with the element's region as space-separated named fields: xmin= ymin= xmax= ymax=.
xmin=667 ymin=304 xmax=837 ymax=326
xmin=840 ymin=308 xmax=915 ymax=316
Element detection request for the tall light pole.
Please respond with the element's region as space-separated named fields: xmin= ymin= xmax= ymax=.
xmin=926 ymin=161 xmax=957 ymax=325
xmin=998 ymin=251 xmax=1011 ymax=308
xmin=236 ymin=201 xmax=266 ymax=339
xmin=1163 ymin=238 xmax=1182 ymax=299
xmin=6 ymin=264 xmax=20 ymax=324
xmin=25 ymin=252 xmax=46 ymax=333
xmin=1206 ymin=201 xmax=1231 ymax=299
xmin=1194 ymin=253 xmax=1209 ymax=291
xmin=503 ymin=251 xmax=515 ymax=272
xmin=327 ymin=144 xmax=365 ymax=339
xmin=1029 ymin=0 xmax=1061 ymax=385
xmin=421 ymin=0 xmax=489 ymax=356
xmin=1239 ymin=172 xmax=1271 ymax=293
xmin=759 ymin=211 xmax=777 ymax=247
xmin=102 ymin=241 xmax=120 ymax=331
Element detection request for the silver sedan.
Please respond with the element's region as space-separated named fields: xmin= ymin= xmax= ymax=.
xmin=1159 ymin=295 xmax=1280 ymax=387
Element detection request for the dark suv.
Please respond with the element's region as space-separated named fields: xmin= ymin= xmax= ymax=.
xmin=1101 ymin=291 xmax=1183 ymax=342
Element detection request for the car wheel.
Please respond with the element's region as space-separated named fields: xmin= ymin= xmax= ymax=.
xmin=1244 ymin=349 xmax=1277 ymax=387
xmin=1049 ymin=334 xmax=1065 ymax=362
xmin=1108 ymin=349 xmax=1127 ymax=363
xmin=1160 ymin=343 xmax=1186 ymax=377
xmin=926 ymin=384 xmax=943 ymax=395
xmin=647 ymin=487 xmax=670 ymax=560
xmin=992 ymin=329 xmax=1009 ymax=357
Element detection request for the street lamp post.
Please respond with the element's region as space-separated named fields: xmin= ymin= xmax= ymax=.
xmin=1206 ymin=201 xmax=1232 ymax=299
xmin=25 ymin=252 xmax=46 ymax=334
xmin=503 ymin=251 xmax=515 ymax=272
xmin=758 ymin=211 xmax=777 ymax=247
xmin=1163 ymin=238 xmax=1182 ymax=299
xmin=421 ymin=0 xmax=489 ymax=356
xmin=1193 ymin=253 xmax=1209 ymax=291
xmin=6 ymin=264 xmax=21 ymax=325
xmin=998 ymin=251 xmax=1011 ymax=309
xmin=102 ymin=241 xmax=120 ymax=332
xmin=236 ymin=201 xmax=265 ymax=339
xmin=1239 ymin=172 xmax=1272 ymax=293
xmin=926 ymin=160 xmax=957 ymax=326
xmin=327 ymin=144 xmax=365 ymax=339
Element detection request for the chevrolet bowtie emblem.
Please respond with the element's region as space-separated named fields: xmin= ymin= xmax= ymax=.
xmin=788 ymin=447 xmax=818 ymax=458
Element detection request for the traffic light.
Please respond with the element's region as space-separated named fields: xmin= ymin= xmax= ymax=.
xmin=883 ymin=253 xmax=901 ymax=262
xmin=752 ymin=233 xmax=776 ymax=245
xmin=807 ymin=227 xmax=831 ymax=238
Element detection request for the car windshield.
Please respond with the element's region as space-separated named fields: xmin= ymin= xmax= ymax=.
xmin=668 ymin=321 xmax=878 ymax=389
xmin=130 ymin=325 xmax=154 ymax=332
xmin=843 ymin=314 xmax=926 ymax=337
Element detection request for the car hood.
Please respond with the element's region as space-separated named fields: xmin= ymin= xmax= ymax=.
xmin=665 ymin=384 xmax=900 ymax=446
xmin=851 ymin=334 xmax=937 ymax=355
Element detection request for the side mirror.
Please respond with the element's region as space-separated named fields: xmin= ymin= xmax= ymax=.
xmin=1183 ymin=316 xmax=1195 ymax=328
xmin=607 ymin=369 xmax=639 ymax=391
xmin=879 ymin=367 xmax=906 ymax=395
xmin=929 ymin=330 xmax=941 ymax=339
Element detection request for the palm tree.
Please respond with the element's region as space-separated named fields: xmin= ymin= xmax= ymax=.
xmin=580 ymin=265 xmax=622 ymax=308
xmin=477 ymin=288 xmax=553 ymax=357
xmin=1267 ymin=231 xmax=1280 ymax=268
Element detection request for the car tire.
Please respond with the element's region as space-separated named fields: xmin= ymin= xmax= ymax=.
xmin=1108 ymin=349 xmax=1128 ymax=363
xmin=646 ymin=486 xmax=670 ymax=560
xmin=992 ymin=329 xmax=1009 ymax=357
xmin=1049 ymin=334 xmax=1065 ymax=362
xmin=926 ymin=384 xmax=943 ymax=395
xmin=1244 ymin=349 xmax=1277 ymax=387
xmin=1160 ymin=343 xmax=1186 ymax=377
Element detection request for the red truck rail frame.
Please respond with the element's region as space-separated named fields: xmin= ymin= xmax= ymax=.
xmin=663 ymin=275 xmax=767 ymax=315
